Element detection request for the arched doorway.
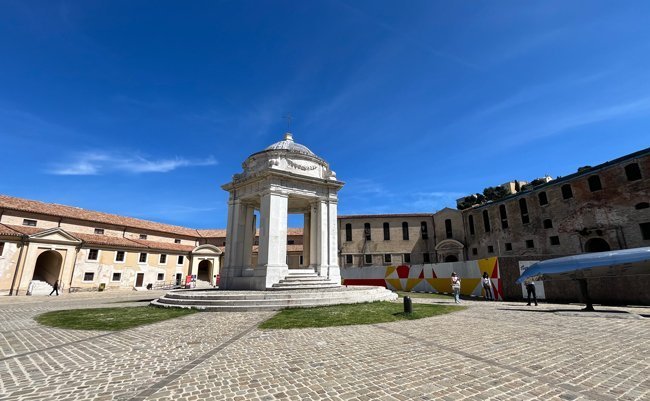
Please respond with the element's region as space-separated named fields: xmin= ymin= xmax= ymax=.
xmin=444 ymin=255 xmax=459 ymax=262
xmin=585 ymin=238 xmax=611 ymax=253
xmin=197 ymin=260 xmax=212 ymax=282
xmin=32 ymin=250 xmax=63 ymax=285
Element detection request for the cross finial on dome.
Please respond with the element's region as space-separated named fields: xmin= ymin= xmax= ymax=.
xmin=284 ymin=132 xmax=293 ymax=141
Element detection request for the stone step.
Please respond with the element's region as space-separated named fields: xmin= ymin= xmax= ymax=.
xmin=163 ymin=287 xmax=388 ymax=301
xmin=270 ymin=283 xmax=340 ymax=290
xmin=278 ymin=277 xmax=333 ymax=282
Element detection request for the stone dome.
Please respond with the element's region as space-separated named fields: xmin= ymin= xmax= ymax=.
xmin=264 ymin=133 xmax=320 ymax=159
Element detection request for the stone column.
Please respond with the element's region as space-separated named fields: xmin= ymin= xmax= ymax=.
xmin=241 ymin=204 xmax=255 ymax=274
xmin=223 ymin=197 xmax=237 ymax=268
xmin=256 ymin=191 xmax=289 ymax=288
xmin=326 ymin=200 xmax=341 ymax=283
xmin=316 ymin=199 xmax=329 ymax=277
xmin=309 ymin=201 xmax=319 ymax=268
xmin=302 ymin=212 xmax=310 ymax=268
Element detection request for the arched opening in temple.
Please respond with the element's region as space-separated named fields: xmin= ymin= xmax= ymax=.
xmin=32 ymin=250 xmax=63 ymax=285
xmin=584 ymin=238 xmax=611 ymax=253
xmin=444 ymin=255 xmax=459 ymax=262
xmin=197 ymin=260 xmax=212 ymax=282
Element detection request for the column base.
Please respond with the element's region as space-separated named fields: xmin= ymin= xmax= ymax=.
xmin=317 ymin=265 xmax=341 ymax=284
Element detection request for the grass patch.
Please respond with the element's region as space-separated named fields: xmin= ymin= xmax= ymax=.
xmin=259 ymin=301 xmax=465 ymax=329
xmin=36 ymin=306 xmax=197 ymax=331
xmin=396 ymin=291 xmax=453 ymax=300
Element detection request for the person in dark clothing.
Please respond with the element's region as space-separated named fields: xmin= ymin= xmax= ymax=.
xmin=578 ymin=279 xmax=595 ymax=311
xmin=525 ymin=280 xmax=537 ymax=306
xmin=49 ymin=280 xmax=59 ymax=296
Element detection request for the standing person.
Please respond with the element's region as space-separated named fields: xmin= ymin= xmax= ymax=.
xmin=525 ymin=279 xmax=537 ymax=306
xmin=482 ymin=272 xmax=493 ymax=301
xmin=451 ymin=272 xmax=461 ymax=304
xmin=49 ymin=280 xmax=59 ymax=296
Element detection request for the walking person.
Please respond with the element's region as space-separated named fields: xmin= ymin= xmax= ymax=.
xmin=49 ymin=280 xmax=59 ymax=296
xmin=482 ymin=272 xmax=493 ymax=301
xmin=525 ymin=279 xmax=537 ymax=306
xmin=451 ymin=272 xmax=461 ymax=304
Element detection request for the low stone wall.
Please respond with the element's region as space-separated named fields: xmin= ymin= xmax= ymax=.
xmin=341 ymin=257 xmax=502 ymax=300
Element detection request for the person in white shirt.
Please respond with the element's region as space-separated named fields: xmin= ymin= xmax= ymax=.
xmin=451 ymin=272 xmax=461 ymax=304
xmin=482 ymin=272 xmax=493 ymax=301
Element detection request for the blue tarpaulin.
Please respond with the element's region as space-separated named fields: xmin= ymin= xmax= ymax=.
xmin=515 ymin=247 xmax=650 ymax=284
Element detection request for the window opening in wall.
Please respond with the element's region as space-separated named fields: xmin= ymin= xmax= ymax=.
xmin=174 ymin=239 xmax=181 ymax=244
xmin=499 ymin=205 xmax=508 ymax=229
xmin=287 ymin=240 xmax=295 ymax=245
xmin=384 ymin=254 xmax=391 ymax=263
xmin=538 ymin=192 xmax=548 ymax=206
xmin=635 ymin=202 xmax=649 ymax=210
xmin=468 ymin=215 xmax=475 ymax=235
xmin=487 ymin=245 xmax=494 ymax=253
xmin=420 ymin=222 xmax=429 ymax=239
xmin=83 ymin=272 xmax=95 ymax=281
xmin=482 ymin=210 xmax=491 ymax=232
xmin=364 ymin=254 xmax=372 ymax=264
xmin=222 ymin=241 xmax=226 ymax=246
xmin=345 ymin=223 xmax=352 ymax=241
xmin=641 ymin=222 xmax=650 ymax=240
xmin=526 ymin=239 xmax=534 ymax=248
xmin=625 ymin=163 xmax=642 ymax=181
xmin=157 ymin=273 xmax=164 ymax=281
xmin=364 ymin=223 xmax=371 ymax=240
xmin=299 ymin=255 xmax=304 ymax=265
xmin=345 ymin=255 xmax=353 ymax=264
xmin=0 ymin=242 xmax=4 ymax=256
xmin=23 ymin=219 xmax=37 ymax=226
xmin=139 ymin=234 xmax=147 ymax=240
xmin=445 ymin=219 xmax=453 ymax=238
xmin=404 ymin=253 xmax=411 ymax=263
xmin=550 ymin=236 xmax=560 ymax=245
xmin=111 ymin=272 xmax=121 ymax=281
xmin=588 ymin=175 xmax=602 ymax=192
xmin=88 ymin=249 xmax=99 ymax=261
xmin=115 ymin=251 xmax=125 ymax=262
xmin=159 ymin=254 xmax=167 ymax=264
xmin=402 ymin=222 xmax=409 ymax=240
xmin=423 ymin=253 xmax=430 ymax=263
xmin=561 ymin=184 xmax=573 ymax=199
xmin=472 ymin=248 xmax=478 ymax=255
xmin=543 ymin=219 xmax=553 ymax=229
xmin=505 ymin=242 xmax=512 ymax=251
xmin=94 ymin=228 xmax=104 ymax=235
xmin=139 ymin=253 xmax=147 ymax=263
xmin=519 ymin=198 xmax=529 ymax=224
xmin=177 ymin=255 xmax=184 ymax=265
xmin=383 ymin=222 xmax=390 ymax=241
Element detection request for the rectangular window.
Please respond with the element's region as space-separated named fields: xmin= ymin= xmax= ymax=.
xmin=472 ymin=248 xmax=478 ymax=255
xmin=423 ymin=253 xmax=430 ymax=263
xmin=299 ymin=255 xmax=304 ymax=265
xmin=83 ymin=272 xmax=95 ymax=282
xmin=499 ymin=205 xmax=508 ymax=229
xmin=94 ymin=228 xmax=104 ymax=235
xmin=364 ymin=223 xmax=371 ymax=240
xmin=157 ymin=273 xmax=164 ymax=281
xmin=468 ymin=215 xmax=475 ymax=236
xmin=561 ymin=184 xmax=573 ymax=199
xmin=543 ymin=219 xmax=553 ymax=229
xmin=139 ymin=252 xmax=147 ymax=263
xmin=384 ymin=254 xmax=391 ymax=263
xmin=482 ymin=211 xmax=491 ymax=232
xmin=550 ymin=236 xmax=560 ymax=245
xmin=23 ymin=219 xmax=37 ymax=227
xmin=159 ymin=254 xmax=167 ymax=264
xmin=0 ymin=242 xmax=4 ymax=256
xmin=445 ymin=219 xmax=453 ymax=239
xmin=402 ymin=222 xmax=409 ymax=240
xmin=641 ymin=222 xmax=650 ymax=240
xmin=526 ymin=239 xmax=535 ymax=248
xmin=345 ymin=224 xmax=352 ymax=242
xmin=174 ymin=239 xmax=181 ymax=244
xmin=112 ymin=272 xmax=122 ymax=281
xmin=421 ymin=222 xmax=429 ymax=239
xmin=403 ymin=253 xmax=410 ymax=263
xmin=115 ymin=251 xmax=125 ymax=262
xmin=538 ymin=192 xmax=549 ymax=206
xmin=625 ymin=163 xmax=642 ymax=181
xmin=364 ymin=254 xmax=372 ymax=264
xmin=519 ymin=198 xmax=529 ymax=225
xmin=287 ymin=240 xmax=295 ymax=245
xmin=345 ymin=255 xmax=353 ymax=264
xmin=88 ymin=249 xmax=99 ymax=261
xmin=177 ymin=255 xmax=184 ymax=265
xmin=139 ymin=234 xmax=147 ymax=240
xmin=505 ymin=242 xmax=512 ymax=251
xmin=588 ymin=175 xmax=602 ymax=192
xmin=383 ymin=222 xmax=390 ymax=241
xmin=487 ymin=245 xmax=494 ymax=253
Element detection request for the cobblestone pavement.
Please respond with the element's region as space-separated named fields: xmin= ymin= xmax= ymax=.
xmin=0 ymin=292 xmax=648 ymax=401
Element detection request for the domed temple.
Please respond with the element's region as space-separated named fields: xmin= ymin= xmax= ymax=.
xmin=220 ymin=133 xmax=344 ymax=290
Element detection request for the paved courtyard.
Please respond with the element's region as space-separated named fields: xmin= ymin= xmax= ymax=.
xmin=0 ymin=292 xmax=648 ymax=401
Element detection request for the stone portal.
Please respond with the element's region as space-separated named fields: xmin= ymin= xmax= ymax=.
xmin=220 ymin=133 xmax=344 ymax=290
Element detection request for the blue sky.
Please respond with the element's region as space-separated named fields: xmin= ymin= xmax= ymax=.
xmin=1 ymin=1 xmax=649 ymax=228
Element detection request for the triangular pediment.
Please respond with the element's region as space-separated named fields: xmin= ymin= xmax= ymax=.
xmin=29 ymin=228 xmax=82 ymax=244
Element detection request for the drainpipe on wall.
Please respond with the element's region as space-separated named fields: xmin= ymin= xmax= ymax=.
xmin=58 ymin=217 xmax=63 ymax=227
xmin=69 ymin=240 xmax=84 ymax=291
xmin=9 ymin=235 xmax=27 ymax=295
xmin=431 ymin=215 xmax=437 ymax=262
xmin=122 ymin=227 xmax=127 ymax=238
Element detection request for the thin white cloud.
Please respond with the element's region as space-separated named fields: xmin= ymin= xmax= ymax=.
xmin=49 ymin=151 xmax=217 ymax=175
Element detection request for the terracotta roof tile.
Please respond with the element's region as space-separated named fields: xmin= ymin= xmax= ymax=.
xmin=0 ymin=223 xmax=25 ymax=237
xmin=1 ymin=224 xmax=44 ymax=236
xmin=196 ymin=229 xmax=227 ymax=238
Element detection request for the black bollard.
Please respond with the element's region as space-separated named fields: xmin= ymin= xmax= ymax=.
xmin=404 ymin=296 xmax=413 ymax=314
